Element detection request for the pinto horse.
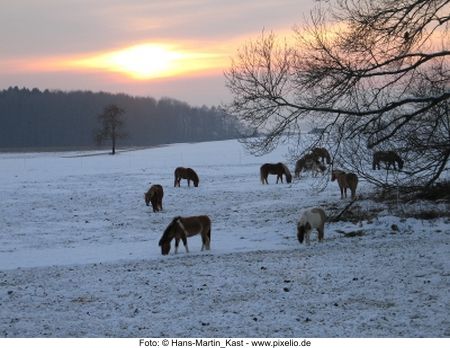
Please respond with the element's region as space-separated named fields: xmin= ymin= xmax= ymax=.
xmin=260 ymin=163 xmax=292 ymax=184
xmin=372 ymin=151 xmax=404 ymax=170
xmin=174 ymin=167 xmax=200 ymax=187
xmin=331 ymin=169 xmax=358 ymax=200
xmin=294 ymin=154 xmax=326 ymax=177
xmin=144 ymin=184 xmax=164 ymax=212
xmin=311 ymin=147 xmax=331 ymax=164
xmin=297 ymin=207 xmax=326 ymax=245
xmin=158 ymin=215 xmax=211 ymax=255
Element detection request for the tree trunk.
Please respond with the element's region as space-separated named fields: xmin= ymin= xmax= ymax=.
xmin=111 ymin=126 xmax=116 ymax=155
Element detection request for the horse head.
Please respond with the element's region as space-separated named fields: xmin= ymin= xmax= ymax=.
xmin=158 ymin=237 xmax=171 ymax=255
xmin=318 ymin=163 xmax=327 ymax=173
xmin=281 ymin=163 xmax=292 ymax=183
xmin=192 ymin=173 xmax=199 ymax=187
xmin=159 ymin=218 xmax=181 ymax=255
xmin=144 ymin=192 xmax=151 ymax=206
xmin=297 ymin=222 xmax=311 ymax=244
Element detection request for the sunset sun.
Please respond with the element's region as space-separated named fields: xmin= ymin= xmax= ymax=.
xmin=71 ymin=43 xmax=223 ymax=80
xmin=100 ymin=44 xmax=183 ymax=79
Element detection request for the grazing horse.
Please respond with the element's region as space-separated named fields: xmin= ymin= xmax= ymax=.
xmin=297 ymin=207 xmax=326 ymax=245
xmin=260 ymin=163 xmax=292 ymax=184
xmin=372 ymin=151 xmax=404 ymax=170
xmin=295 ymin=154 xmax=326 ymax=177
xmin=174 ymin=167 xmax=200 ymax=187
xmin=311 ymin=147 xmax=331 ymax=164
xmin=331 ymin=169 xmax=358 ymax=200
xmin=158 ymin=215 xmax=211 ymax=255
xmin=144 ymin=184 xmax=164 ymax=212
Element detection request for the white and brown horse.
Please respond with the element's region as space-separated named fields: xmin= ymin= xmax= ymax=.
xmin=174 ymin=167 xmax=200 ymax=187
xmin=331 ymin=169 xmax=358 ymax=200
xmin=260 ymin=163 xmax=292 ymax=184
xmin=297 ymin=207 xmax=326 ymax=245
xmin=372 ymin=151 xmax=404 ymax=170
xmin=158 ymin=215 xmax=211 ymax=255
xmin=295 ymin=154 xmax=326 ymax=177
xmin=144 ymin=184 xmax=164 ymax=212
xmin=311 ymin=147 xmax=331 ymax=165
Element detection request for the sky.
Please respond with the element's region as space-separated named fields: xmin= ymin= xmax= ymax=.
xmin=0 ymin=0 xmax=316 ymax=106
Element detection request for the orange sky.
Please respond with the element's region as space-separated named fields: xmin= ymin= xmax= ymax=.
xmin=0 ymin=0 xmax=314 ymax=106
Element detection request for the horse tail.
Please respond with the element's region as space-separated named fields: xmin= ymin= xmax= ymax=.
xmin=260 ymin=165 xmax=266 ymax=184
xmin=347 ymin=173 xmax=358 ymax=199
xmin=174 ymin=168 xmax=179 ymax=187
xmin=201 ymin=216 xmax=211 ymax=250
xmin=207 ymin=223 xmax=211 ymax=249
xmin=297 ymin=225 xmax=304 ymax=244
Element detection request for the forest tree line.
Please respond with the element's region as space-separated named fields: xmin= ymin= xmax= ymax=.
xmin=0 ymin=87 xmax=241 ymax=150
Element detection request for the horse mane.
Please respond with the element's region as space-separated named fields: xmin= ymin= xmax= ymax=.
xmin=188 ymin=168 xmax=199 ymax=183
xmin=281 ymin=163 xmax=292 ymax=182
xmin=159 ymin=218 xmax=178 ymax=245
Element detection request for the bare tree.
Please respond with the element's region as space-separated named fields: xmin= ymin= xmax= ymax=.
xmin=95 ymin=104 xmax=126 ymax=155
xmin=225 ymin=0 xmax=450 ymax=189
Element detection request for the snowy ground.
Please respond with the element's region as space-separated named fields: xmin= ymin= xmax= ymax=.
xmin=0 ymin=139 xmax=449 ymax=337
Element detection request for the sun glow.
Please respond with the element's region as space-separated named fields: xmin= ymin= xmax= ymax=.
xmin=70 ymin=43 xmax=224 ymax=80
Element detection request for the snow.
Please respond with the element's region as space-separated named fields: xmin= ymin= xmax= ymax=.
xmin=0 ymin=139 xmax=449 ymax=337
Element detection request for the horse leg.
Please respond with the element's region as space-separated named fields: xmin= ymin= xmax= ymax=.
xmin=318 ymin=226 xmax=324 ymax=242
xmin=181 ymin=234 xmax=189 ymax=253
xmin=174 ymin=237 xmax=180 ymax=254
xmin=374 ymin=161 xmax=379 ymax=170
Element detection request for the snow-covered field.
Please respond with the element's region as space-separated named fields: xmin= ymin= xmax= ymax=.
xmin=0 ymin=139 xmax=449 ymax=337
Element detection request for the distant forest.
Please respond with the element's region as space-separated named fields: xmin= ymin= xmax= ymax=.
xmin=0 ymin=87 xmax=241 ymax=150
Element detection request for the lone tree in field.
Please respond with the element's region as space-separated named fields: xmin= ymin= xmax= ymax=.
xmin=225 ymin=0 xmax=450 ymax=189
xmin=95 ymin=104 xmax=126 ymax=155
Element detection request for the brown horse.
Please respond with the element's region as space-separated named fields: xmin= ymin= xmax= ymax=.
xmin=174 ymin=167 xmax=200 ymax=187
xmin=372 ymin=151 xmax=404 ymax=170
xmin=158 ymin=215 xmax=211 ymax=255
xmin=331 ymin=169 xmax=358 ymax=200
xmin=260 ymin=163 xmax=292 ymax=184
xmin=311 ymin=147 xmax=331 ymax=164
xmin=144 ymin=184 xmax=164 ymax=212
xmin=295 ymin=154 xmax=326 ymax=177
xmin=297 ymin=207 xmax=326 ymax=245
